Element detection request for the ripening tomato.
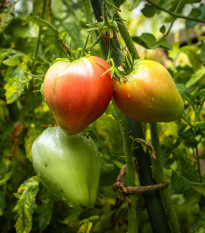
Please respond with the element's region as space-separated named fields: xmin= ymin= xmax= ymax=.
xmin=44 ymin=56 xmax=114 ymax=134
xmin=113 ymin=60 xmax=184 ymax=122
xmin=31 ymin=127 xmax=100 ymax=208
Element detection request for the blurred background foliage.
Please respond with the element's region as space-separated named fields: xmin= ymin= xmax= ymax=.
xmin=0 ymin=0 xmax=205 ymax=232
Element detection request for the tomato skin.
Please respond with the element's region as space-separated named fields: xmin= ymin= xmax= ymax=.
xmin=31 ymin=127 xmax=100 ymax=208
xmin=113 ymin=60 xmax=184 ymax=122
xmin=44 ymin=56 xmax=114 ymax=134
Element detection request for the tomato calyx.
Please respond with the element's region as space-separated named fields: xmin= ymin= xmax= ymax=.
xmin=100 ymin=52 xmax=135 ymax=84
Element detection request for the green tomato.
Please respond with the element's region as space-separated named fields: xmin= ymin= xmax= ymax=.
xmin=31 ymin=127 xmax=100 ymax=208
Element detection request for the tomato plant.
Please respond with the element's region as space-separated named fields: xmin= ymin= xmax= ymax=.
xmin=114 ymin=59 xmax=184 ymax=122
xmin=31 ymin=127 xmax=100 ymax=208
xmin=44 ymin=56 xmax=114 ymax=134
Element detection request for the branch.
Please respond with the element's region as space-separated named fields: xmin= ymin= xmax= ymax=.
xmin=147 ymin=0 xmax=205 ymax=24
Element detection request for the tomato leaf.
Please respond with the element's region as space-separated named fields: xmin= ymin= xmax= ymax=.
xmin=62 ymin=208 xmax=83 ymax=224
xmin=200 ymin=44 xmax=205 ymax=67
xmin=0 ymin=190 xmax=6 ymax=216
xmin=36 ymin=190 xmax=54 ymax=233
xmin=13 ymin=176 xmax=39 ymax=233
xmin=78 ymin=220 xmax=93 ymax=233
xmin=141 ymin=4 xmax=156 ymax=18
xmin=185 ymin=67 xmax=205 ymax=88
xmin=171 ymin=171 xmax=192 ymax=194
xmin=4 ymin=67 xmax=27 ymax=104
xmin=24 ymin=124 xmax=45 ymax=162
xmin=132 ymin=33 xmax=172 ymax=50
xmin=189 ymin=210 xmax=205 ymax=233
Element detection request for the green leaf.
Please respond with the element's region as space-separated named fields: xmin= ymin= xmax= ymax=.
xmin=171 ymin=171 xmax=192 ymax=194
xmin=24 ymin=125 xmax=45 ymax=162
xmin=13 ymin=176 xmax=39 ymax=233
xmin=36 ymin=190 xmax=53 ymax=232
xmin=62 ymin=208 xmax=82 ymax=224
xmin=2 ymin=56 xmax=22 ymax=66
xmin=78 ymin=220 xmax=93 ymax=233
xmin=132 ymin=33 xmax=156 ymax=49
xmin=141 ymin=4 xmax=156 ymax=18
xmin=132 ymin=33 xmax=172 ymax=50
xmin=186 ymin=5 xmax=205 ymax=29
xmin=156 ymin=37 xmax=172 ymax=50
xmin=0 ymin=1 xmax=15 ymax=34
xmin=200 ymin=44 xmax=205 ymax=66
xmin=4 ymin=67 xmax=27 ymax=104
xmin=189 ymin=210 xmax=205 ymax=233
xmin=181 ymin=46 xmax=201 ymax=70
xmin=192 ymin=183 xmax=205 ymax=197
xmin=160 ymin=25 xmax=166 ymax=34
xmin=62 ymin=22 xmax=83 ymax=49
xmin=0 ymin=189 xmax=6 ymax=216
xmin=26 ymin=15 xmax=58 ymax=35
xmin=186 ymin=67 xmax=205 ymax=88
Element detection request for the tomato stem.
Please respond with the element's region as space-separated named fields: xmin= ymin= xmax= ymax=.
xmin=113 ymin=101 xmax=138 ymax=233
xmin=31 ymin=0 xmax=47 ymax=72
xmin=150 ymin=122 xmax=181 ymax=233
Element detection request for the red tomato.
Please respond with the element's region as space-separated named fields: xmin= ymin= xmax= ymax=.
xmin=44 ymin=56 xmax=114 ymax=134
xmin=113 ymin=60 xmax=184 ymax=122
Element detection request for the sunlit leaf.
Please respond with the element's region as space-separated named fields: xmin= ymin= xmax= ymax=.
xmin=200 ymin=44 xmax=205 ymax=66
xmin=13 ymin=176 xmax=39 ymax=233
xmin=78 ymin=220 xmax=92 ymax=233
xmin=186 ymin=67 xmax=205 ymax=88
xmin=4 ymin=67 xmax=27 ymax=104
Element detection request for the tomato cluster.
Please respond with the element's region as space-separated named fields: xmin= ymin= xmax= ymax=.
xmin=31 ymin=56 xmax=184 ymax=208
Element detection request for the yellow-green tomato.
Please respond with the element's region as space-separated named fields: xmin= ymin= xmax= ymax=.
xmin=31 ymin=127 xmax=100 ymax=208
xmin=113 ymin=60 xmax=184 ymax=122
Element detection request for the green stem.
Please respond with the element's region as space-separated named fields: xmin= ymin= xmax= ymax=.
xmin=195 ymin=146 xmax=202 ymax=182
xmin=114 ymin=13 xmax=139 ymax=60
xmin=83 ymin=0 xmax=96 ymax=43
xmin=113 ymin=101 xmax=138 ymax=233
xmin=146 ymin=0 xmax=205 ymax=24
xmin=31 ymin=0 xmax=47 ymax=72
xmin=150 ymin=123 xmax=181 ymax=233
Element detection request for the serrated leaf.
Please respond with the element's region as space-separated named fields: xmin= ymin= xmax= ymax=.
xmin=181 ymin=46 xmax=201 ymax=70
xmin=2 ymin=56 xmax=22 ymax=66
xmin=78 ymin=221 xmax=92 ymax=233
xmin=186 ymin=67 xmax=205 ymax=88
xmin=24 ymin=125 xmax=45 ymax=161
xmin=0 ymin=190 xmax=6 ymax=216
xmin=189 ymin=210 xmax=205 ymax=233
xmin=0 ymin=1 xmax=15 ymax=34
xmin=171 ymin=171 xmax=192 ymax=194
xmin=62 ymin=22 xmax=83 ymax=49
xmin=13 ymin=176 xmax=39 ymax=233
xmin=4 ymin=67 xmax=27 ymax=104
xmin=141 ymin=4 xmax=156 ymax=18
xmin=192 ymin=183 xmax=205 ymax=197
xmin=62 ymin=208 xmax=82 ymax=224
xmin=36 ymin=191 xmax=53 ymax=232
xmin=26 ymin=15 xmax=58 ymax=35
xmin=200 ymin=44 xmax=205 ymax=66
